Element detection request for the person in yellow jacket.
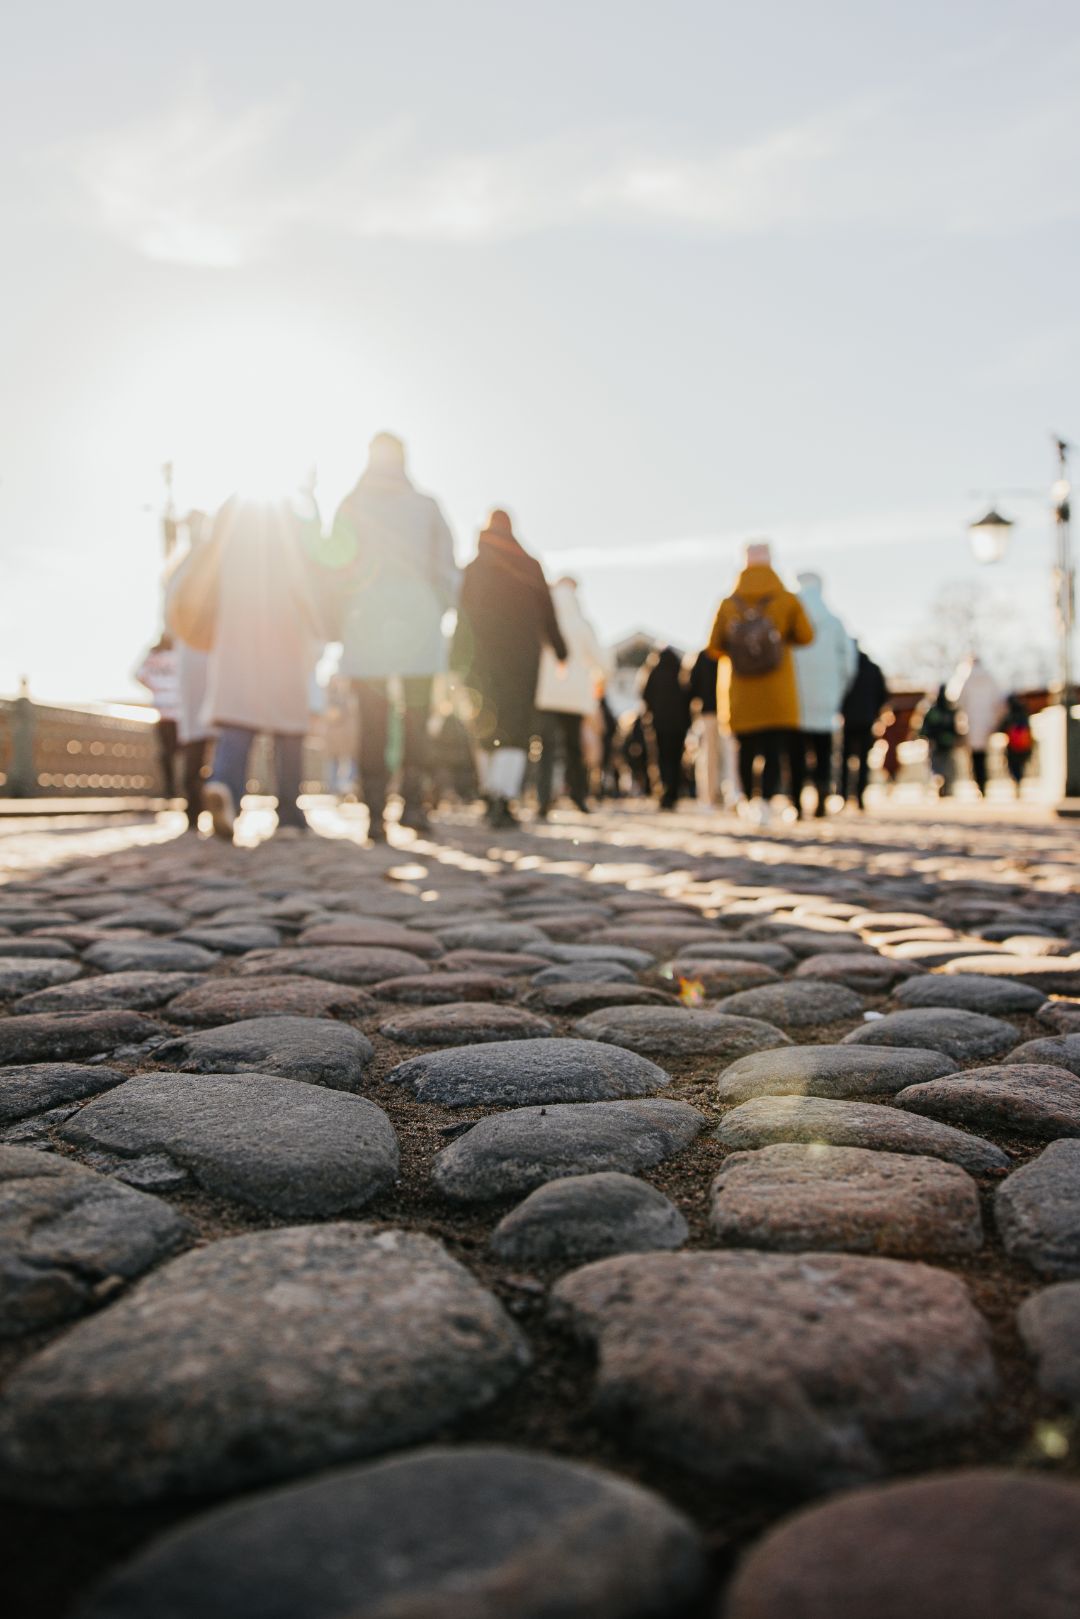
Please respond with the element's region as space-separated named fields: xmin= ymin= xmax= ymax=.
xmin=708 ymin=541 xmax=814 ymax=822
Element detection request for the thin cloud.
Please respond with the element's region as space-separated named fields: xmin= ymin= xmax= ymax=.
xmin=539 ymin=504 xmax=968 ymax=573
xmin=50 ymin=45 xmax=1080 ymax=266
xmin=59 ymin=93 xmax=291 ymax=267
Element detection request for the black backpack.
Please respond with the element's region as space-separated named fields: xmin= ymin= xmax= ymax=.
xmin=723 ymin=594 xmax=783 ymax=677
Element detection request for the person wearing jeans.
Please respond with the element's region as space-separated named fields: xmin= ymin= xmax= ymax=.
xmin=198 ymin=492 xmax=326 ymax=842
xmin=208 ymin=727 xmax=305 ymax=831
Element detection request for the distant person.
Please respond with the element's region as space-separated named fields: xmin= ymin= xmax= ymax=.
xmin=948 ymin=654 xmax=1004 ymax=797
xmin=322 ymin=673 xmax=359 ymax=796
xmin=331 ymin=433 xmax=458 ymax=840
xmin=878 ymin=706 xmax=904 ymax=788
xmin=452 ymin=509 xmax=567 ymax=828
xmin=640 ymin=646 xmax=691 ymax=811
xmin=708 ymin=541 xmax=813 ymax=823
xmin=839 ymin=646 xmax=889 ymax=810
xmin=598 ymin=690 xmax=620 ymax=797
xmin=162 ymin=511 xmax=220 ymax=828
xmin=134 ymin=635 xmax=180 ymax=799
xmin=916 ymin=684 xmax=960 ymax=797
xmin=534 ymin=577 xmax=608 ymax=817
xmin=687 ymin=646 xmax=721 ymax=808
xmin=1001 ymin=693 xmax=1033 ymax=797
xmin=172 ymin=511 xmax=215 ymax=831
xmin=198 ymin=494 xmax=326 ymax=841
xmin=620 ymin=709 xmax=651 ymax=796
xmin=791 ymin=571 xmax=856 ymax=819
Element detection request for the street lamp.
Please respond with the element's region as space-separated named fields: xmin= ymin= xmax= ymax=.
xmin=967 ymin=507 xmax=1014 ymax=565
xmin=965 ymin=438 xmax=1079 ymax=805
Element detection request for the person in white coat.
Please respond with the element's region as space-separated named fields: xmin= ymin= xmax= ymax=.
xmin=331 ymin=433 xmax=458 ymax=839
xmin=947 ymin=654 xmax=1004 ymax=796
xmin=534 ymin=577 xmax=609 ymax=815
xmin=201 ymin=493 xmax=325 ymax=840
xmin=791 ymin=571 xmax=856 ymax=818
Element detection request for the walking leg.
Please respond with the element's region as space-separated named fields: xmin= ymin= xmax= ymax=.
xmin=811 ymin=731 xmax=831 ymax=815
xmin=761 ymin=733 xmax=782 ymax=800
xmin=972 ymin=749 xmax=988 ymax=796
xmin=183 ymin=739 xmax=208 ymax=829
xmin=855 ymin=729 xmax=871 ymax=808
xmin=274 ymin=734 xmax=305 ymax=828
xmin=839 ymin=727 xmax=852 ymax=801
xmin=157 ymin=719 xmax=178 ymax=798
xmin=738 ymin=734 xmax=757 ymax=799
xmin=400 ymin=677 xmax=433 ymax=828
xmin=657 ymin=731 xmax=682 ymax=807
xmin=787 ymin=732 xmax=806 ymax=817
xmin=206 ymin=726 xmax=254 ymax=840
xmin=355 ymin=679 xmax=390 ymax=834
xmin=535 ymin=711 xmax=558 ymax=813
xmin=561 ymin=712 xmax=588 ymax=808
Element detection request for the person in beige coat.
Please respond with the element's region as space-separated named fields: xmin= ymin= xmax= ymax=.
xmin=201 ymin=494 xmax=326 ymax=840
xmin=534 ymin=577 xmax=610 ymax=815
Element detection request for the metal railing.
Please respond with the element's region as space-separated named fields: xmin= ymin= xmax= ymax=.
xmin=0 ymin=697 xmax=329 ymax=801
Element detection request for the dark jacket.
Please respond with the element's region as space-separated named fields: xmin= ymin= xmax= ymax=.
xmin=641 ymin=647 xmax=692 ymax=735
xmin=451 ymin=522 xmax=566 ymax=748
xmin=687 ymin=648 xmax=719 ymax=715
xmin=918 ymin=687 xmax=960 ymax=752
xmin=842 ymin=650 xmax=888 ymax=730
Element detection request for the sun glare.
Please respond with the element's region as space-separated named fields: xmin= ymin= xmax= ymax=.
xmin=143 ymin=313 xmax=362 ymax=515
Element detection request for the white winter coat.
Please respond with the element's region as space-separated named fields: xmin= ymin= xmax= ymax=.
xmin=793 ymin=582 xmax=857 ymax=732
xmin=202 ymin=498 xmax=324 ymax=736
xmin=333 ymin=467 xmax=458 ymax=680
xmin=947 ymin=658 xmax=1004 ymax=749
xmin=535 ymin=582 xmax=610 ymax=716
xmin=176 ymin=645 xmax=211 ymax=744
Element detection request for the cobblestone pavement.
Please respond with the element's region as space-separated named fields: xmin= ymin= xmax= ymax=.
xmin=2 ymin=798 xmax=1080 ymax=1618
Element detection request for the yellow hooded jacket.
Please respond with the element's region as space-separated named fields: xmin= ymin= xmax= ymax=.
xmin=708 ymin=564 xmax=814 ymax=734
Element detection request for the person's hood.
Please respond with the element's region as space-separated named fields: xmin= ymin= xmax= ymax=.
xmin=795 ymin=578 xmax=835 ymax=625
xmin=550 ymin=578 xmax=590 ymax=625
xmin=946 ymin=660 xmax=990 ymax=706
xmin=733 ymin=563 xmax=786 ymax=600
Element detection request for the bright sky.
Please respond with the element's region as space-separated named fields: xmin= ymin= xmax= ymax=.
xmin=2 ymin=0 xmax=1078 ymax=702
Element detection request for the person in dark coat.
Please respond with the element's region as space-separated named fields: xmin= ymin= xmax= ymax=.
xmin=1001 ymin=693 xmax=1033 ymax=797
xmin=640 ymin=646 xmax=691 ymax=810
xmin=916 ymin=684 xmax=960 ymax=798
xmin=839 ymin=646 xmax=888 ymax=809
xmin=451 ymin=509 xmax=567 ymax=826
xmin=598 ymin=692 xmax=620 ymax=797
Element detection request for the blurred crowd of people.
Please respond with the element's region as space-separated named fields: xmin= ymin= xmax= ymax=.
xmin=135 ymin=435 xmax=1036 ymax=842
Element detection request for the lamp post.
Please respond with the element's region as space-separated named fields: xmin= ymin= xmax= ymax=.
xmin=967 ymin=438 xmax=1079 ymax=803
xmin=967 ymin=507 xmax=1014 ymax=565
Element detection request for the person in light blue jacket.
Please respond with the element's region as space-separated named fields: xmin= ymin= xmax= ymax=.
xmin=331 ymin=434 xmax=458 ymax=839
xmin=790 ymin=571 xmax=856 ymax=818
